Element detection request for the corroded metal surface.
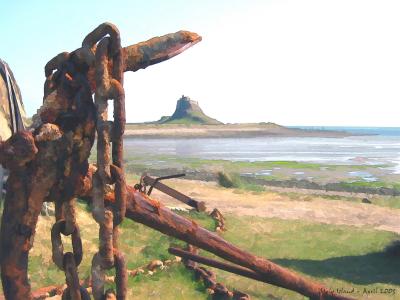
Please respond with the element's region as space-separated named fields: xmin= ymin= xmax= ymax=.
xmin=141 ymin=174 xmax=206 ymax=212
xmin=122 ymin=31 xmax=201 ymax=72
xmin=175 ymin=245 xmax=251 ymax=299
xmin=0 ymin=43 xmax=96 ymax=298
xmin=0 ymin=22 xmax=352 ymax=300
xmin=170 ymin=246 xmax=277 ymax=287
xmin=84 ymin=23 xmax=127 ymax=300
xmin=114 ymin=187 xmax=353 ymax=300
xmin=0 ymin=22 xmax=201 ymax=300
xmin=210 ymin=208 xmax=226 ymax=232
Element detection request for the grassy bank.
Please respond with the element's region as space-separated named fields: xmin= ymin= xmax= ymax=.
xmin=214 ymin=216 xmax=400 ymax=299
xmin=4 ymin=201 xmax=397 ymax=299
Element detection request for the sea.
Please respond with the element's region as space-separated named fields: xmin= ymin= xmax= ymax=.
xmin=124 ymin=127 xmax=400 ymax=173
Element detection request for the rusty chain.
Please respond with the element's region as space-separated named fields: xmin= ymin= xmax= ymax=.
xmin=47 ymin=48 xmax=94 ymax=300
xmin=51 ymin=207 xmax=89 ymax=300
xmin=84 ymin=23 xmax=128 ymax=300
xmin=46 ymin=22 xmax=127 ymax=299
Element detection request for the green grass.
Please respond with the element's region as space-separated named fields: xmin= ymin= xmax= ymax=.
xmin=122 ymin=154 xmax=338 ymax=170
xmin=125 ymin=155 xmax=385 ymax=171
xmin=339 ymin=180 xmax=400 ymax=190
xmin=217 ymin=171 xmax=265 ymax=192
xmin=121 ymin=153 xmax=379 ymax=179
xmin=162 ymin=117 xmax=205 ymax=125
xmin=118 ymin=210 xmax=215 ymax=270
xmin=181 ymin=158 xmax=330 ymax=171
xmin=20 ymin=208 xmax=216 ymax=296
xmin=7 ymin=205 xmax=399 ymax=299
xmin=124 ymin=264 xmax=208 ymax=299
xmin=202 ymin=215 xmax=400 ymax=299
xmin=161 ymin=111 xmax=222 ymax=125
xmin=124 ymin=154 xmax=396 ymax=195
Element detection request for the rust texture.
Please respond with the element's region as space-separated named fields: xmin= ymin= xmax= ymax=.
xmin=170 ymin=246 xmax=288 ymax=288
xmin=141 ymin=174 xmax=206 ymax=212
xmin=177 ymin=245 xmax=251 ymax=300
xmin=84 ymin=23 xmax=127 ymax=300
xmin=210 ymin=208 xmax=226 ymax=232
xmin=104 ymin=186 xmax=353 ymax=300
xmin=0 ymin=22 xmax=352 ymax=300
xmin=0 ymin=53 xmax=96 ymax=298
xmin=0 ymin=22 xmax=200 ymax=299
xmin=122 ymin=31 xmax=202 ymax=72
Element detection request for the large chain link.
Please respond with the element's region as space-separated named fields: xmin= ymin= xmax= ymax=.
xmin=51 ymin=200 xmax=90 ymax=300
xmin=83 ymin=23 xmax=128 ymax=300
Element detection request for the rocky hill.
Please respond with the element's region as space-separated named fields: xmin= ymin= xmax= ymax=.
xmin=157 ymin=95 xmax=222 ymax=125
xmin=126 ymin=95 xmax=353 ymax=138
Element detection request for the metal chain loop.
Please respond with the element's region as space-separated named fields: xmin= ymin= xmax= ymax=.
xmin=62 ymin=286 xmax=91 ymax=300
xmin=88 ymin=23 xmax=127 ymax=300
xmin=51 ymin=214 xmax=87 ymax=300
xmin=45 ymin=54 xmax=91 ymax=299
xmin=61 ymin=253 xmax=91 ymax=300
xmin=51 ymin=220 xmax=83 ymax=270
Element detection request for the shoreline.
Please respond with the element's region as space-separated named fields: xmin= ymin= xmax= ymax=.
xmin=124 ymin=123 xmax=357 ymax=138
xmin=126 ymin=164 xmax=400 ymax=197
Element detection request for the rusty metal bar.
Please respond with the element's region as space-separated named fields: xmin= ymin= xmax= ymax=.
xmin=122 ymin=31 xmax=201 ymax=72
xmin=170 ymin=247 xmax=276 ymax=284
xmin=101 ymin=186 xmax=354 ymax=300
xmin=142 ymin=175 xmax=206 ymax=212
xmin=146 ymin=173 xmax=186 ymax=196
xmin=177 ymin=245 xmax=250 ymax=299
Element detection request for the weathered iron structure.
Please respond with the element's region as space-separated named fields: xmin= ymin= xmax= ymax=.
xmin=0 ymin=23 xmax=353 ymax=300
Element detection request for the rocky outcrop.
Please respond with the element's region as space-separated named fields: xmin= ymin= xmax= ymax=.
xmin=159 ymin=95 xmax=222 ymax=125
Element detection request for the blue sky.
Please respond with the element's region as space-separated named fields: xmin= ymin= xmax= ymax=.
xmin=1 ymin=1 xmax=400 ymax=126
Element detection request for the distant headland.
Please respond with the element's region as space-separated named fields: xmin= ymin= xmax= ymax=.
xmin=125 ymin=95 xmax=353 ymax=138
xmin=152 ymin=95 xmax=222 ymax=125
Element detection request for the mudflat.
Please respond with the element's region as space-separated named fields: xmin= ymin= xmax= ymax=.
xmin=125 ymin=123 xmax=352 ymax=138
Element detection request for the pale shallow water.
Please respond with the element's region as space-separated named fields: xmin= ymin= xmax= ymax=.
xmin=348 ymin=171 xmax=378 ymax=182
xmin=124 ymin=127 xmax=400 ymax=174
